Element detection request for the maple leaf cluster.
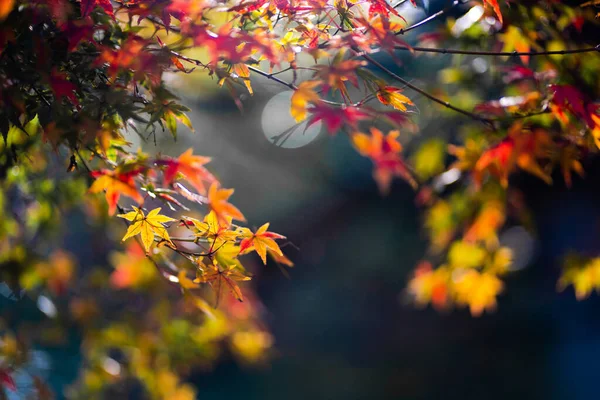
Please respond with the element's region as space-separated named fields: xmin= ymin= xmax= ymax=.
xmin=0 ymin=0 xmax=599 ymax=396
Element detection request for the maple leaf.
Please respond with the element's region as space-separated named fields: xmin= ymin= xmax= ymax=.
xmin=464 ymin=201 xmax=505 ymax=247
xmin=352 ymin=128 xmax=416 ymax=192
xmin=231 ymin=63 xmax=253 ymax=95
xmin=178 ymin=270 xmax=200 ymax=290
xmin=207 ymin=183 xmax=245 ymax=223
xmin=473 ymin=124 xmax=552 ymax=188
xmin=60 ymin=20 xmax=94 ymax=52
xmin=366 ymin=0 xmax=402 ymax=19
xmin=187 ymin=210 xmax=239 ymax=247
xmin=550 ymin=85 xmax=600 ymax=148
xmin=483 ymin=0 xmax=503 ymax=24
xmin=499 ymin=26 xmax=529 ymax=64
xmin=355 ymin=15 xmax=411 ymax=55
xmin=290 ymin=80 xmax=322 ymax=122
xmin=407 ymin=261 xmax=450 ymax=310
xmin=109 ymin=243 xmax=156 ymax=289
xmin=163 ymin=149 xmax=216 ymax=195
xmin=118 ymin=207 xmax=176 ymax=253
xmin=89 ymin=168 xmax=145 ymax=215
xmin=50 ymin=70 xmax=79 ymax=106
xmin=195 ymin=263 xmax=251 ymax=304
xmin=452 ymin=269 xmax=503 ymax=316
xmin=80 ymin=0 xmax=113 ymax=18
xmin=238 ymin=223 xmax=286 ymax=264
xmin=314 ymin=55 xmax=366 ymax=101
xmin=99 ymin=36 xmax=161 ymax=84
xmin=558 ymin=257 xmax=600 ymax=300
xmin=307 ymin=104 xmax=370 ymax=134
xmin=185 ymin=24 xmax=277 ymax=66
xmin=376 ymin=86 xmax=414 ymax=112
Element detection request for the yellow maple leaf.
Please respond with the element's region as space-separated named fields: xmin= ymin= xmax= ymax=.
xmin=558 ymin=258 xmax=600 ymax=300
xmin=186 ymin=211 xmax=239 ymax=253
xmin=231 ymin=63 xmax=253 ymax=95
xmin=118 ymin=207 xmax=176 ymax=253
xmin=448 ymin=241 xmax=487 ymax=269
xmin=452 ymin=269 xmax=503 ymax=316
xmin=290 ymin=80 xmax=321 ymax=122
xmin=500 ymin=26 xmax=530 ymax=65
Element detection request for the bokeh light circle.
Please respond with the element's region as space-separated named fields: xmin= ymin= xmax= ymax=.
xmin=261 ymin=90 xmax=322 ymax=149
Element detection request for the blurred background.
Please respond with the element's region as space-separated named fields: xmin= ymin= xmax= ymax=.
xmin=5 ymin=1 xmax=600 ymax=399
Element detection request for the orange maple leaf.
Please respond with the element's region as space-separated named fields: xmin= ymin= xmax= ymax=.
xmin=89 ymin=168 xmax=145 ymax=215
xmin=376 ymin=86 xmax=414 ymax=112
xmin=163 ymin=149 xmax=216 ymax=195
xmin=207 ymin=182 xmax=245 ymax=223
xmin=473 ymin=124 xmax=552 ymax=188
xmin=483 ymin=0 xmax=503 ymax=24
xmin=239 ymin=223 xmax=286 ymax=264
xmin=352 ymin=127 xmax=416 ymax=192
xmin=195 ymin=263 xmax=251 ymax=304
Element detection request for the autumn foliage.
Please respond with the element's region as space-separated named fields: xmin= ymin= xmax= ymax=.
xmin=0 ymin=0 xmax=599 ymax=397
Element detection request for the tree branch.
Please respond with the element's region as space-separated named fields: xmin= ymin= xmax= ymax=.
xmin=361 ymin=53 xmax=494 ymax=127
xmin=395 ymin=44 xmax=600 ymax=56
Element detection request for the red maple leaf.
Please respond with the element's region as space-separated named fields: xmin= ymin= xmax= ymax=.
xmin=89 ymin=168 xmax=145 ymax=215
xmin=307 ymin=104 xmax=371 ymax=134
xmin=50 ymin=70 xmax=79 ymax=106
xmin=80 ymin=0 xmax=113 ymax=18
xmin=366 ymin=0 xmax=404 ymax=19
xmin=162 ymin=149 xmax=216 ymax=195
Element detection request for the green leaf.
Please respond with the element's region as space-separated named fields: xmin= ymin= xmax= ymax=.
xmin=165 ymin=110 xmax=178 ymax=139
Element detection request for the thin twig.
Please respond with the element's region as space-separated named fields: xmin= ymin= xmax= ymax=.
xmin=396 ymin=0 xmax=462 ymax=36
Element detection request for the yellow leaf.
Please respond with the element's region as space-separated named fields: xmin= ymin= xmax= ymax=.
xmin=232 ymin=63 xmax=253 ymax=95
xmin=558 ymin=257 xmax=600 ymax=300
xmin=117 ymin=207 xmax=175 ymax=253
xmin=290 ymin=80 xmax=321 ymax=122
xmin=453 ymin=269 xmax=503 ymax=316
xmin=500 ymin=26 xmax=530 ymax=64
xmin=190 ymin=210 xmax=238 ymax=246
xmin=178 ymin=270 xmax=200 ymax=289
xmin=448 ymin=241 xmax=487 ymax=269
xmin=412 ymin=139 xmax=446 ymax=180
